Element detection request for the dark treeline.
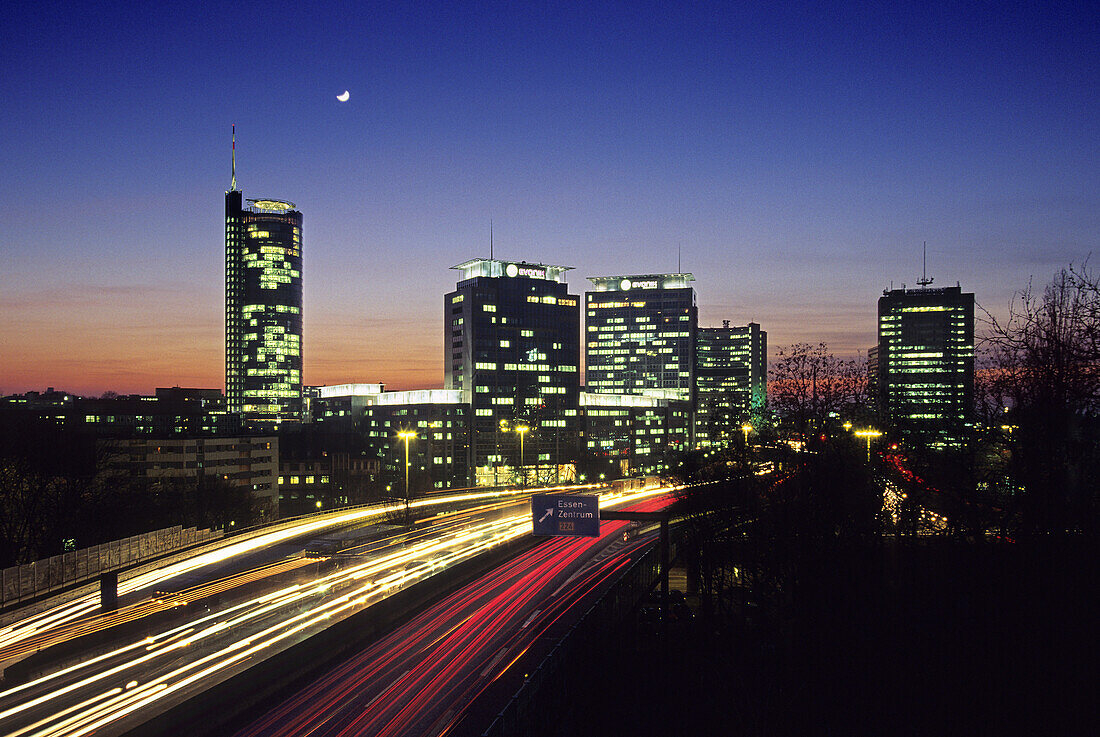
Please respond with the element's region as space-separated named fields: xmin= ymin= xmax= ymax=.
xmin=0 ymin=408 xmax=254 ymax=568
xmin=583 ymin=441 xmax=1096 ymax=736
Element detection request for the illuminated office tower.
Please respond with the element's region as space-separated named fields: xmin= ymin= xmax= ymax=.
xmin=584 ymin=274 xmax=697 ymax=401
xmin=224 ymin=138 xmax=303 ymax=427
xmin=445 ymin=259 xmax=580 ymax=483
xmin=695 ymin=322 xmax=767 ymax=446
xmin=877 ymin=284 xmax=974 ymax=445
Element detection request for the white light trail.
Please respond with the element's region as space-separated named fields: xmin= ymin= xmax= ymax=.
xmin=0 ymin=484 xmax=672 ymax=737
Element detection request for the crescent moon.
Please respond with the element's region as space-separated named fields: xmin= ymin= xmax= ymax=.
xmin=337 ymin=90 xmax=350 ymax=102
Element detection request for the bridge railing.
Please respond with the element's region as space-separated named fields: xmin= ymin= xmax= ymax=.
xmin=0 ymin=525 xmax=224 ymax=610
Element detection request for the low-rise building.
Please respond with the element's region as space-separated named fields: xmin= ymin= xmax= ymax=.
xmin=580 ymin=391 xmax=691 ymax=477
xmin=101 ymin=436 xmax=279 ymax=518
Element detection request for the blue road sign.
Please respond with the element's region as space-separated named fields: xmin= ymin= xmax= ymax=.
xmin=531 ymin=494 xmax=600 ymax=537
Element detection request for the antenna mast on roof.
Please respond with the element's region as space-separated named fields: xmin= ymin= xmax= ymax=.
xmin=678 ymin=242 xmax=681 ymax=272
xmin=231 ymin=124 xmax=238 ymax=191
xmin=917 ymin=241 xmax=934 ymax=287
xmin=490 ymin=219 xmax=493 ymax=260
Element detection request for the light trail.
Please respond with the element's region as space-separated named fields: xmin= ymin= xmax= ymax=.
xmin=0 ymin=557 xmax=315 ymax=664
xmin=0 ymin=483 xmax=670 ymax=737
xmin=233 ymin=492 xmax=674 ymax=737
xmin=0 ymin=487 xmax=567 ymax=655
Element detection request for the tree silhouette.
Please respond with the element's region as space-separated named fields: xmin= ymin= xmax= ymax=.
xmin=980 ymin=261 xmax=1100 ymax=534
xmin=769 ymin=342 xmax=869 ymax=442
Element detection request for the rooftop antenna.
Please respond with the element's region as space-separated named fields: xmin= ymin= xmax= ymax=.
xmin=490 ymin=219 xmax=493 ymax=260
xmin=678 ymin=242 xmax=681 ymax=273
xmin=231 ymin=124 xmax=238 ymax=191
xmin=917 ymin=241 xmax=934 ymax=287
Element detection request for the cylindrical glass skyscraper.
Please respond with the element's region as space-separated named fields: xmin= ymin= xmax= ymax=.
xmin=225 ymin=190 xmax=303 ymax=426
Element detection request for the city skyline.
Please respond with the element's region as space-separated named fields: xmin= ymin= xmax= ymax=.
xmin=3 ymin=2 xmax=1097 ymax=396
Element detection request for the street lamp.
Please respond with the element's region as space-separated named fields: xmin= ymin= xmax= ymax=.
xmin=397 ymin=430 xmax=416 ymax=526
xmin=515 ymin=424 xmax=529 ymax=487
xmin=741 ymin=423 xmax=753 ymax=446
xmin=496 ymin=419 xmax=509 ymax=486
xmin=854 ymin=428 xmax=882 ymax=461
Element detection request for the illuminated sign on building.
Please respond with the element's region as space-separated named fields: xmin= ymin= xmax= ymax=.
xmin=619 ymin=279 xmax=659 ymax=290
xmin=506 ymin=263 xmax=547 ymax=279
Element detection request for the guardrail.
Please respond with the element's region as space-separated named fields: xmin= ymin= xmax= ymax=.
xmin=0 ymin=499 xmax=409 ymax=620
xmin=0 ymin=487 xmax=543 ymax=623
xmin=0 ymin=526 xmax=224 ymax=610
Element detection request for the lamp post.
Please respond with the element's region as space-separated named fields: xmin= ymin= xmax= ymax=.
xmin=497 ymin=419 xmax=509 ymax=487
xmin=854 ymin=428 xmax=882 ymax=461
xmin=516 ymin=424 xmax=529 ymax=487
xmin=397 ymin=431 xmax=416 ymax=526
xmin=741 ymin=423 xmax=753 ymax=446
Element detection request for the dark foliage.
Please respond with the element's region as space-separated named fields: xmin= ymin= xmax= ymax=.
xmin=0 ymin=411 xmax=257 ymax=567
xmin=980 ymin=262 xmax=1100 ymax=535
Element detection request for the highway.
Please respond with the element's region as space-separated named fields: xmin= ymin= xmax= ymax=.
xmin=0 ymin=483 xmax=670 ymax=737
xmin=0 ymin=487 xmax=547 ymax=665
xmin=233 ymin=493 xmax=674 ymax=737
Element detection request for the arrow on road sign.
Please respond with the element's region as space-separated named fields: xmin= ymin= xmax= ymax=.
xmin=538 ymin=508 xmax=554 ymax=523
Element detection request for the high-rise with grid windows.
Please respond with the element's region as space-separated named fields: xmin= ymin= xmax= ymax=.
xmin=876 ymin=284 xmax=974 ymax=445
xmin=224 ymin=148 xmax=303 ymax=427
xmin=444 ymin=259 xmax=580 ymax=483
xmin=695 ymin=322 xmax=767 ymax=446
xmin=584 ymin=274 xmax=697 ymax=402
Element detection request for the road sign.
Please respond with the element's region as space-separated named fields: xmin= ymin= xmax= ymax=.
xmin=531 ymin=494 xmax=600 ymax=537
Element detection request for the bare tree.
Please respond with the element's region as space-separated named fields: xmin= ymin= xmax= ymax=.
xmin=980 ymin=261 xmax=1100 ymax=533
xmin=769 ymin=342 xmax=868 ymax=441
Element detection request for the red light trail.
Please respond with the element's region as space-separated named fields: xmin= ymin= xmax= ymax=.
xmin=234 ymin=495 xmax=673 ymax=737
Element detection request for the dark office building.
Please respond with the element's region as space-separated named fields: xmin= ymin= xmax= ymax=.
xmin=585 ymin=274 xmax=697 ymax=402
xmin=103 ymin=436 xmax=280 ymax=518
xmin=277 ymin=426 xmax=382 ymax=516
xmin=877 ymin=284 xmax=974 ymax=445
xmin=445 ymin=259 xmax=580 ymax=480
xmin=225 ymin=182 xmax=303 ymax=427
xmin=695 ymin=322 xmax=767 ymax=446
xmin=3 ymin=387 xmax=238 ymax=436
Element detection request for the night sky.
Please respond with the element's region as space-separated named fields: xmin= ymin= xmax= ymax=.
xmin=2 ymin=1 xmax=1097 ymax=395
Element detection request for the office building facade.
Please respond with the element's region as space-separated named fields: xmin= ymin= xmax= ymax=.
xmin=225 ymin=189 xmax=303 ymax=427
xmin=102 ymin=436 xmax=279 ymax=518
xmin=445 ymin=259 xmax=581 ymax=481
xmin=695 ymin=322 xmax=767 ymax=446
xmin=580 ymin=392 xmax=692 ymax=476
xmin=585 ymin=274 xmax=697 ymax=401
xmin=362 ymin=389 xmax=471 ymax=490
xmin=877 ymin=285 xmax=974 ymax=445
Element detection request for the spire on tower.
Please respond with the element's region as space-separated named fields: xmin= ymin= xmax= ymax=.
xmin=917 ymin=241 xmax=934 ymax=287
xmin=231 ymin=124 xmax=238 ymax=191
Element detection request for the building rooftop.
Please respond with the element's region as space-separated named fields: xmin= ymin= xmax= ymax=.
xmin=451 ymin=258 xmax=572 ymax=283
xmin=587 ymin=274 xmax=695 ymax=291
xmin=245 ymin=198 xmax=297 ymax=213
xmin=368 ymin=389 xmax=466 ymax=406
